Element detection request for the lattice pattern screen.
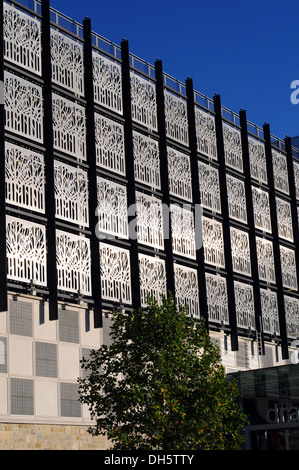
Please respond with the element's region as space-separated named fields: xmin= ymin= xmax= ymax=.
xmin=251 ymin=186 xmax=272 ymax=233
xmin=272 ymin=149 xmax=289 ymax=195
xmin=248 ymin=136 xmax=267 ymax=184
xmin=293 ymin=160 xmax=299 ymax=200
xmin=276 ymin=197 xmax=293 ymax=242
xmin=205 ymin=273 xmax=229 ymax=324
xmin=51 ymin=28 xmax=84 ymax=96
xmin=284 ymin=295 xmax=299 ymax=338
xmin=139 ymin=254 xmax=166 ymax=307
xmin=170 ymin=204 xmax=196 ymax=259
xmin=234 ymin=281 xmax=255 ymax=330
xmin=56 ymin=231 xmax=91 ymax=296
xmin=195 ymin=107 xmax=217 ymax=160
xmin=93 ymin=51 xmax=123 ymax=114
xmin=202 ymin=217 xmax=225 ymax=268
xmin=97 ymin=177 xmax=128 ymax=239
xmin=5 ymin=142 xmax=45 ymax=213
xmin=6 ymin=216 xmax=47 ymax=286
xmin=3 ymin=3 xmax=41 ymax=75
xmin=222 ymin=122 xmax=243 ymax=172
xmin=174 ymin=264 xmax=200 ymax=318
xmin=133 ymin=131 xmax=160 ymax=189
xmin=256 ymin=237 xmax=276 ymax=284
xmin=167 ymin=147 xmax=192 ymax=202
xmin=130 ymin=71 xmax=157 ymax=131
xmin=136 ymin=192 xmax=164 ymax=249
xmin=95 ymin=113 xmax=126 ymax=175
xmin=198 ymin=162 xmax=221 ymax=213
xmin=100 ymin=244 xmax=131 ymax=304
xmin=230 ymin=227 xmax=251 ymax=276
xmin=54 ymin=161 xmax=89 ymax=227
xmin=164 ymin=90 xmax=189 ymax=145
xmin=280 ymin=246 xmax=297 ymax=290
xmin=260 ymin=288 xmax=280 ymax=335
xmin=226 ymin=174 xmax=247 ymax=223
xmin=4 ymin=71 xmax=43 ymax=142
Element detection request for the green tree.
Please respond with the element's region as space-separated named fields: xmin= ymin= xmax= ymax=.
xmin=78 ymin=294 xmax=248 ymax=450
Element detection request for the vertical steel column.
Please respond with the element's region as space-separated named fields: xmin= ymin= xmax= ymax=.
xmin=83 ymin=18 xmax=102 ymax=328
xmin=240 ymin=110 xmax=265 ymax=355
xmin=263 ymin=124 xmax=288 ymax=359
xmin=213 ymin=94 xmax=238 ymax=351
xmin=41 ymin=0 xmax=58 ymax=321
xmin=285 ymin=136 xmax=299 ymax=289
xmin=155 ymin=59 xmax=175 ymax=296
xmin=186 ymin=78 xmax=208 ymax=327
xmin=121 ymin=40 xmax=141 ymax=309
xmin=0 ymin=0 xmax=7 ymax=312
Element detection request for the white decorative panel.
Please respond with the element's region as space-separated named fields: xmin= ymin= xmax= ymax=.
xmin=256 ymin=237 xmax=276 ymax=284
xmin=56 ymin=231 xmax=91 ymax=296
xmin=272 ymin=149 xmax=289 ymax=195
xmin=284 ymin=295 xmax=299 ymax=338
xmin=97 ymin=177 xmax=128 ymax=239
xmin=230 ymin=227 xmax=251 ymax=276
xmin=202 ymin=217 xmax=225 ymax=268
xmin=167 ymin=147 xmax=192 ymax=202
xmin=93 ymin=51 xmax=123 ymax=114
xmin=51 ymin=28 xmax=84 ymax=96
xmin=54 ymin=161 xmax=89 ymax=227
xmin=276 ymin=197 xmax=293 ymax=242
xmin=251 ymin=186 xmax=272 ymax=233
xmin=5 ymin=142 xmax=45 ymax=213
xmin=133 ymin=131 xmax=160 ymax=189
xmin=164 ymin=90 xmax=189 ymax=146
xmin=174 ymin=264 xmax=200 ymax=318
xmin=52 ymin=94 xmax=86 ymax=160
xmin=139 ymin=254 xmax=166 ymax=307
xmin=95 ymin=113 xmax=125 ymax=175
xmin=130 ymin=72 xmax=157 ymax=131
xmin=260 ymin=289 xmax=280 ymax=335
xmin=248 ymin=136 xmax=267 ymax=184
xmin=170 ymin=204 xmax=196 ymax=259
xmin=205 ymin=273 xmax=229 ymax=324
xmin=222 ymin=122 xmax=243 ymax=172
xmin=100 ymin=244 xmax=131 ymax=304
xmin=136 ymin=192 xmax=164 ymax=249
xmin=6 ymin=216 xmax=46 ymax=286
xmin=226 ymin=174 xmax=247 ymax=223
xmin=4 ymin=72 xmax=43 ymax=143
xmin=293 ymin=160 xmax=299 ymax=200
xmin=280 ymin=246 xmax=297 ymax=290
xmin=3 ymin=3 xmax=41 ymax=75
xmin=234 ymin=281 xmax=255 ymax=330
xmin=198 ymin=162 xmax=221 ymax=213
xmin=195 ymin=107 xmax=217 ymax=160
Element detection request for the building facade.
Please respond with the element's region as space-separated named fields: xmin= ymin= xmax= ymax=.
xmin=1 ymin=0 xmax=299 ymax=450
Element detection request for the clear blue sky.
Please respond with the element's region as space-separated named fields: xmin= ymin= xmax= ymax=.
xmin=50 ymin=0 xmax=299 ymax=141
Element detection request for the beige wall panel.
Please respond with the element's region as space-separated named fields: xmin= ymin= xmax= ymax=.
xmin=9 ymin=338 xmax=33 ymax=377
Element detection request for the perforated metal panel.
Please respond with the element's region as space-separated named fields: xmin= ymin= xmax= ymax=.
xmin=9 ymin=299 xmax=32 ymax=337
xmin=35 ymin=342 xmax=57 ymax=378
xmin=58 ymin=308 xmax=79 ymax=344
xmin=10 ymin=378 xmax=34 ymax=415
xmin=60 ymin=382 xmax=81 ymax=418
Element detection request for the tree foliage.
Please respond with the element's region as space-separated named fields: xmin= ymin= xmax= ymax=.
xmin=78 ymin=294 xmax=248 ymax=450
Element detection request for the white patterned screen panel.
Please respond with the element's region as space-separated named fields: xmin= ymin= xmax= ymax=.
xmin=276 ymin=197 xmax=293 ymax=242
xmin=167 ymin=147 xmax=192 ymax=202
xmin=51 ymin=28 xmax=84 ymax=96
xmin=256 ymin=237 xmax=276 ymax=284
xmin=170 ymin=204 xmax=196 ymax=259
xmin=133 ymin=131 xmax=160 ymax=189
xmin=280 ymin=246 xmax=297 ymax=290
xmin=6 ymin=216 xmax=46 ymax=286
xmin=164 ymin=90 xmax=189 ymax=146
xmin=222 ymin=122 xmax=243 ymax=172
xmin=285 ymin=295 xmax=299 ymax=339
xmin=230 ymin=227 xmax=251 ymax=277
xmin=202 ymin=217 xmax=225 ymax=268
xmin=293 ymin=160 xmax=299 ymax=201
xmin=5 ymin=142 xmax=45 ymax=213
xmin=52 ymin=94 xmax=86 ymax=160
xmin=139 ymin=254 xmax=166 ymax=307
xmin=227 ymin=174 xmax=247 ymax=223
xmin=205 ymin=273 xmax=229 ymax=325
xmin=234 ymin=281 xmax=255 ymax=330
xmin=251 ymin=186 xmax=272 ymax=233
xmin=174 ymin=264 xmax=200 ymax=318
xmin=195 ymin=107 xmax=217 ymax=160
xmin=272 ymin=149 xmax=289 ymax=195
xmin=136 ymin=192 xmax=164 ymax=249
xmin=3 ymin=3 xmax=41 ymax=75
xmin=100 ymin=244 xmax=131 ymax=305
xmin=97 ymin=177 xmax=128 ymax=239
xmin=54 ymin=161 xmax=89 ymax=227
xmin=95 ymin=113 xmax=126 ymax=176
xmin=198 ymin=162 xmax=221 ymax=213
xmin=4 ymin=72 xmax=43 ymax=143
xmin=93 ymin=51 xmax=122 ymax=114
xmin=56 ymin=231 xmax=91 ymax=296
xmin=248 ymin=136 xmax=267 ymax=184
xmin=260 ymin=289 xmax=280 ymax=336
xmin=130 ymin=72 xmax=157 ymax=131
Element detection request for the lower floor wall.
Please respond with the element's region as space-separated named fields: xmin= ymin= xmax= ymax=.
xmin=0 ymin=423 xmax=110 ymax=450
